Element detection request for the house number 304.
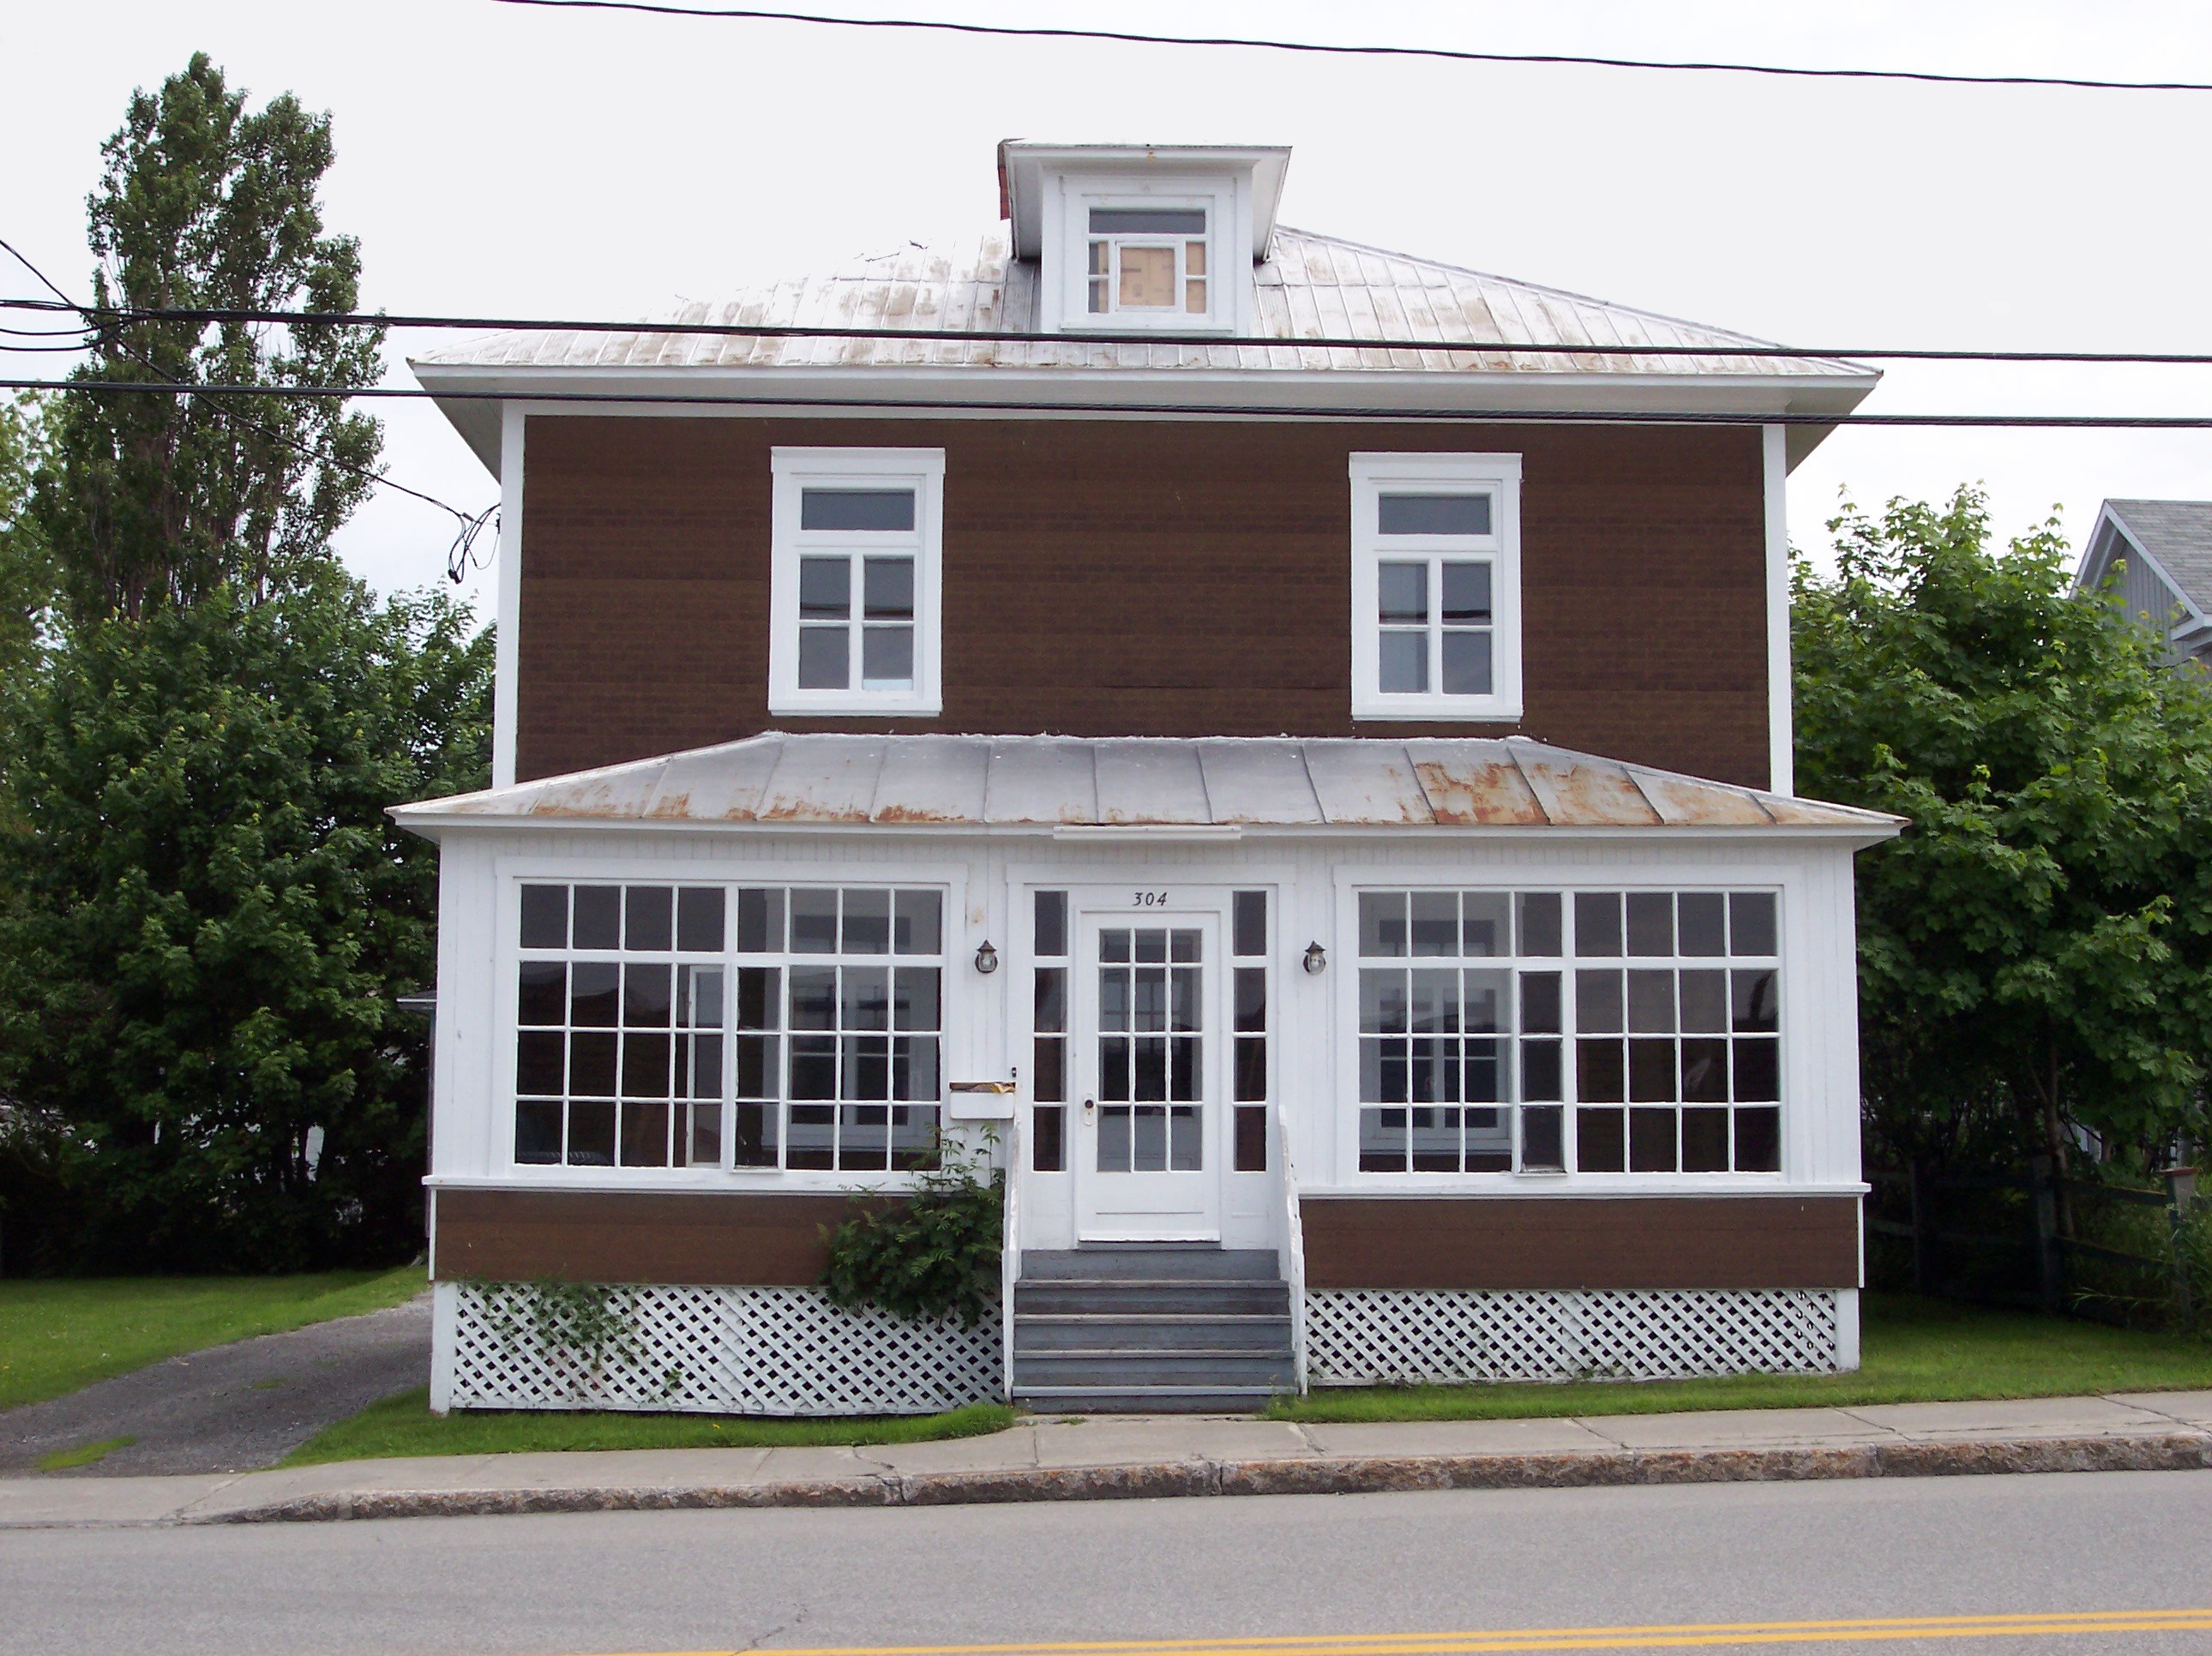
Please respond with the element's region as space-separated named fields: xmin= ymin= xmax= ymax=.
xmin=1132 ymin=891 xmax=1169 ymax=907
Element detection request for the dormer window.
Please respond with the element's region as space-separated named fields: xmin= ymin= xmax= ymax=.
xmin=1086 ymin=208 xmax=1209 ymax=316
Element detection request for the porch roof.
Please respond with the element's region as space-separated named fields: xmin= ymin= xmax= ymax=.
xmin=391 ymin=735 xmax=1902 ymax=838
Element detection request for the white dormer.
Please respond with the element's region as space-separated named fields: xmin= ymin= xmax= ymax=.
xmin=998 ymin=141 xmax=1290 ymax=337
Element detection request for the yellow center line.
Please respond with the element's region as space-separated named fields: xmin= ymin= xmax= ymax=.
xmin=596 ymin=1610 xmax=2212 ymax=1656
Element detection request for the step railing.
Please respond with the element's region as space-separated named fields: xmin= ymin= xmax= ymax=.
xmin=1000 ymin=1113 xmax=1020 ymax=1403
xmin=1277 ymin=1104 xmax=1308 ymax=1394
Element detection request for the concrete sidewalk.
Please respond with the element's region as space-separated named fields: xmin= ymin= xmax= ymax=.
xmin=3 ymin=1389 xmax=2208 ymax=1529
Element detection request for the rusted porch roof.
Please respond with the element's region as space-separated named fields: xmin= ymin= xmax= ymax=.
xmin=391 ymin=735 xmax=1901 ymax=838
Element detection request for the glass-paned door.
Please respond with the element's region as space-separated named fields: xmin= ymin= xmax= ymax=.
xmin=1074 ymin=909 xmax=1223 ymax=1240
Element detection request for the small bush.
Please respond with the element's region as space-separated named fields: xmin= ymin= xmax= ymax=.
xmin=821 ymin=1141 xmax=1002 ymax=1326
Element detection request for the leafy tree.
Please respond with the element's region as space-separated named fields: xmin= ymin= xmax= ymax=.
xmin=0 ymin=394 xmax=53 ymax=686
xmin=1794 ymin=488 xmax=2212 ymax=1186
xmin=0 ymin=58 xmax=490 ymax=1271
xmin=33 ymin=51 xmax=383 ymax=621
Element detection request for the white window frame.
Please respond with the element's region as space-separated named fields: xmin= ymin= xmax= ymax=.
xmin=769 ymin=447 xmax=945 ymax=717
xmin=1349 ymin=452 xmax=1524 ymax=722
xmin=1053 ymin=176 xmax=1240 ymax=335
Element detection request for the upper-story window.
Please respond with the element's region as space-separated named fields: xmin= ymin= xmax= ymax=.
xmin=1087 ymin=207 xmax=1209 ymax=317
xmin=1349 ymin=453 xmax=1524 ymax=722
xmin=769 ymin=447 xmax=945 ymax=717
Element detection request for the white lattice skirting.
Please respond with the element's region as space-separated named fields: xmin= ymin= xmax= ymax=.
xmin=442 ymin=1282 xmax=1002 ymax=1415
xmin=1306 ymin=1288 xmax=1841 ymax=1385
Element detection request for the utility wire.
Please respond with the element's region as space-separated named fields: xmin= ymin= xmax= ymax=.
xmin=6 ymin=296 xmax=2212 ymax=368
xmin=490 ymin=0 xmax=2212 ymax=93
xmin=0 ymin=239 xmax=499 ymax=583
xmin=6 ymin=377 xmax=2211 ymax=429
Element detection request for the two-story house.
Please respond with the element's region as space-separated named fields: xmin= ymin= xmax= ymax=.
xmin=398 ymin=141 xmax=1898 ymax=1416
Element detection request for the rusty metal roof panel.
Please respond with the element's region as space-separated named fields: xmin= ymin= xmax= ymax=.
xmin=392 ymin=733 xmax=1902 ymax=838
xmin=415 ymin=226 xmax=1868 ymax=382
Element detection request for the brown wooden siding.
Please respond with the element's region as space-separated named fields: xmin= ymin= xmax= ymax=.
xmin=1300 ymin=1195 xmax=1860 ymax=1290
xmin=515 ymin=417 xmax=1773 ymax=788
xmin=431 ymin=1188 xmax=872 ymax=1285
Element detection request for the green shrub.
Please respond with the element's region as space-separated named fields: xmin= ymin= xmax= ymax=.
xmin=820 ymin=1142 xmax=1002 ymax=1326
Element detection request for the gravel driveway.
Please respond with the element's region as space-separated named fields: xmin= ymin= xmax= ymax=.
xmin=0 ymin=1293 xmax=431 ymax=1476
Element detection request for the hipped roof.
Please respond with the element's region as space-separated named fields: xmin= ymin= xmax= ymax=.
xmin=391 ymin=734 xmax=1902 ymax=839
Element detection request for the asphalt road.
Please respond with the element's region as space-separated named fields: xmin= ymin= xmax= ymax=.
xmin=0 ymin=1294 xmax=431 ymax=1475
xmin=0 ymin=1470 xmax=2206 ymax=1655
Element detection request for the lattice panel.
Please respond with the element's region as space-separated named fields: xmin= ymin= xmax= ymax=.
xmin=448 ymin=1281 xmax=1001 ymax=1415
xmin=1306 ymin=1288 xmax=1838 ymax=1385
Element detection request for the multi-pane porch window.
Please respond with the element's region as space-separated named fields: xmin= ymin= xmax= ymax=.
xmin=1086 ymin=207 xmax=1209 ymax=316
xmin=1232 ymin=890 xmax=1270 ymax=1173
xmin=1355 ymin=889 xmax=1781 ymax=1175
xmin=1031 ymin=890 xmax=1069 ymax=1174
xmin=733 ymin=887 xmax=945 ymax=1172
xmin=514 ymin=883 xmax=727 ymax=1168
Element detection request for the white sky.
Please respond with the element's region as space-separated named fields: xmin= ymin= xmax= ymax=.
xmin=3 ymin=0 xmax=2209 ymax=620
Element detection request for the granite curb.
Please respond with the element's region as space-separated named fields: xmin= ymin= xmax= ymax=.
xmin=204 ymin=1431 xmax=2212 ymax=1526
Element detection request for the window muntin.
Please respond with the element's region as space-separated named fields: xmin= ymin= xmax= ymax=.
xmin=514 ymin=881 xmax=945 ymax=1176
xmin=770 ymin=450 xmax=943 ymax=716
xmin=1355 ymin=888 xmax=1780 ymax=1176
xmin=1086 ymin=206 xmax=1209 ymax=317
xmin=1350 ymin=454 xmax=1522 ymax=721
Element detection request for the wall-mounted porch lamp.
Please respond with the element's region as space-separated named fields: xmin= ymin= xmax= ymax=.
xmin=974 ymin=939 xmax=1000 ymax=975
xmin=1302 ymin=941 xmax=1327 ymax=975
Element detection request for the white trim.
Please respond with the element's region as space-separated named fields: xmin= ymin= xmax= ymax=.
xmin=491 ymin=405 xmax=526 ymax=789
xmin=1349 ymin=452 xmax=1524 ymax=722
xmin=1763 ymin=424 xmax=1794 ymax=796
xmin=429 ymin=1280 xmax=459 ymax=1413
xmin=767 ymin=447 xmax=945 ymax=717
xmin=1835 ymin=1287 xmax=1861 ymax=1371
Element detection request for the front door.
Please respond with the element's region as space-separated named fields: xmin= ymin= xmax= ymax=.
xmin=1073 ymin=906 xmax=1224 ymax=1240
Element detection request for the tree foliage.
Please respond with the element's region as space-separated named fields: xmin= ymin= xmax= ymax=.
xmin=1794 ymin=488 xmax=2212 ymax=1178
xmin=0 ymin=57 xmax=490 ymax=1272
xmin=33 ymin=51 xmax=384 ymax=621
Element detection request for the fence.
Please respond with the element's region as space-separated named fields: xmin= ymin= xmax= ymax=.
xmin=1866 ymin=1160 xmax=2201 ymax=1328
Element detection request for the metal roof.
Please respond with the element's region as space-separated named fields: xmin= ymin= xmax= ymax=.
xmin=391 ymin=735 xmax=1902 ymax=837
xmin=413 ymin=226 xmax=1869 ymax=383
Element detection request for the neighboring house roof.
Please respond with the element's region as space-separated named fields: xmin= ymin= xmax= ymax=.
xmin=410 ymin=227 xmax=1878 ymax=471
xmin=391 ymin=734 xmax=1902 ymax=839
xmin=2085 ymin=500 xmax=2212 ymax=610
xmin=2074 ymin=499 xmax=2212 ymax=663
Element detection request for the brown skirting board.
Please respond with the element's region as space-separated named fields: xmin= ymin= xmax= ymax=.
xmin=431 ymin=1188 xmax=878 ymax=1286
xmin=1300 ymin=1194 xmax=1860 ymax=1291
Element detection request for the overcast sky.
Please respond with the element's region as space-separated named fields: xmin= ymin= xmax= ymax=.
xmin=4 ymin=0 xmax=2209 ymax=617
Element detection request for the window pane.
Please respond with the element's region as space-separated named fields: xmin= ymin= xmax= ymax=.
xmin=568 ymin=1032 xmax=617 ymax=1097
xmin=736 ymin=967 xmax=779 ymax=1031
xmin=1440 ymin=561 xmax=1492 ymax=621
xmin=1521 ymin=1038 xmax=1563 ymax=1101
xmin=787 ymin=1104 xmax=834 ymax=1168
xmin=1090 ymin=207 xmax=1208 ymax=234
xmin=790 ymin=890 xmax=839 ymax=954
xmin=1576 ymin=1106 xmax=1625 ymax=1172
xmin=1032 ymin=1104 xmax=1065 ymax=1172
xmin=622 ymin=963 xmax=672 ymax=1028
xmin=520 ymin=885 xmax=568 ymax=949
xmin=1359 ymin=1107 xmax=1409 ymax=1172
xmin=1629 ymin=1107 xmax=1678 ymax=1173
xmin=801 ymin=489 xmax=916 ymax=532
xmin=1626 ymin=893 xmax=1674 ymax=957
xmin=676 ymin=887 xmax=725 ymax=953
xmin=1733 ymin=969 xmax=1780 ymax=1032
xmin=519 ymin=962 xmax=566 ymax=1028
xmin=570 ymin=962 xmax=620 ymax=1027
xmin=573 ymin=885 xmax=622 ymax=951
xmin=1378 ymin=494 xmax=1492 ymax=537
xmin=843 ymin=889 xmax=892 ymax=955
xmin=1118 ymin=244 xmax=1176 ymax=307
xmin=1521 ymin=972 xmax=1562 ymax=1035
xmin=798 ymin=555 xmax=851 ymax=618
xmin=1734 ymin=1106 xmax=1782 ymax=1171
xmin=1522 ymin=1105 xmax=1565 ymax=1172
xmin=1679 ymin=893 xmax=1726 ymax=957
xmin=894 ymin=969 xmax=941 ymax=1034
xmin=863 ymin=555 xmax=914 ymax=619
xmin=1377 ymin=561 xmax=1428 ymax=623
xmin=1628 ymin=1038 xmax=1677 ymax=1101
xmin=1035 ymin=967 xmax=1067 ymax=1035
xmin=1574 ymin=892 xmax=1621 ymax=957
xmin=1185 ymin=278 xmax=1207 ymax=315
xmin=1517 ymin=892 xmax=1563 ymax=957
xmin=516 ymin=1029 xmax=564 ymax=1096
xmin=842 ymin=966 xmax=890 ymax=1031
xmin=1680 ymin=970 xmax=1728 ymax=1033
xmin=1234 ymin=967 xmax=1266 ymax=1033
xmin=862 ymin=625 xmax=914 ymax=687
xmin=1463 ymin=893 xmax=1510 ymax=957
xmin=1731 ymin=891 xmax=1779 ymax=956
xmin=624 ymin=886 xmax=673 ymax=951
xmin=1361 ymin=969 xmax=1409 ymax=1035
xmin=1235 ymin=1105 xmax=1267 ymax=1172
xmin=1235 ymin=1036 xmax=1267 ymax=1101
xmin=788 ymin=967 xmax=838 ymax=1030
xmin=568 ymin=1101 xmax=616 ymax=1167
xmin=1033 ymin=1036 xmax=1065 ymax=1104
xmin=1734 ymin=1038 xmax=1781 ymax=1101
xmin=515 ymin=1100 xmax=562 ymax=1165
xmin=1410 ymin=891 xmax=1458 ymax=956
xmin=733 ymin=1101 xmax=777 ymax=1167
xmin=1440 ymin=630 xmax=1492 ymax=696
xmin=797 ymin=625 xmax=849 ymax=689
xmin=1359 ymin=892 xmax=1407 ymax=957
xmin=1680 ymin=1107 xmax=1728 ymax=1173
xmin=1577 ymin=1038 xmax=1625 ymax=1102
xmin=622 ymin=1033 xmax=671 ymax=1100
xmin=1185 ymin=239 xmax=1207 ymax=275
xmin=1682 ymin=1038 xmax=1729 ymax=1102
xmin=894 ymin=890 xmax=941 ymax=956
xmin=1626 ymin=970 xmax=1675 ymax=1033
xmin=1575 ymin=969 xmax=1623 ymax=1033
xmin=1233 ymin=890 xmax=1266 ymax=957
xmin=736 ymin=888 xmax=784 ymax=953
xmin=1379 ymin=631 xmax=1428 ymax=693
xmin=1035 ymin=891 xmax=1068 ymax=957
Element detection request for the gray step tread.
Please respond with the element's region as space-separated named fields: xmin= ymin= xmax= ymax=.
xmin=1017 ymin=1313 xmax=1289 ymax=1324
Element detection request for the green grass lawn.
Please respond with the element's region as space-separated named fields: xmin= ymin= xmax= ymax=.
xmin=282 ymin=1391 xmax=1018 ymax=1466
xmin=0 ymin=1265 xmax=428 ymax=1412
xmin=1269 ymin=1293 xmax=2212 ymax=1423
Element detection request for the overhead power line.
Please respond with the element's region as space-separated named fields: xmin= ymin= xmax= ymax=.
xmin=0 ymin=239 xmax=499 ymax=584
xmin=7 ymin=376 xmax=2212 ymax=429
xmin=6 ymin=296 xmax=2212 ymax=369
xmin=490 ymin=0 xmax=2212 ymax=93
